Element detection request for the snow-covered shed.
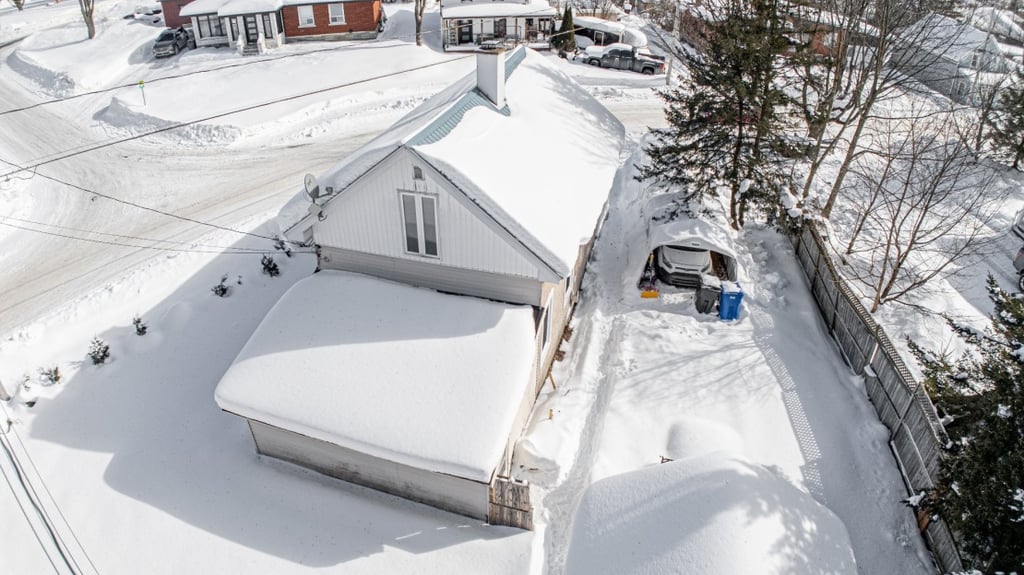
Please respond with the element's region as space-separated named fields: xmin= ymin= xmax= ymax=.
xmin=216 ymin=271 xmax=537 ymax=520
xmin=564 ymin=452 xmax=859 ymax=575
xmin=226 ymin=46 xmax=623 ymax=525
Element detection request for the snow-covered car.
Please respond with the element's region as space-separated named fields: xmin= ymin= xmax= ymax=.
xmin=153 ymin=27 xmax=188 ymax=58
xmin=655 ymin=245 xmax=712 ymax=288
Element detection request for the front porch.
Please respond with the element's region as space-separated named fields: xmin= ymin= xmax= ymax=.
xmin=442 ymin=16 xmax=554 ymax=50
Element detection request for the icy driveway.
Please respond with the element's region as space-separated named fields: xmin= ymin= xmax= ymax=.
xmin=519 ymin=149 xmax=937 ymax=575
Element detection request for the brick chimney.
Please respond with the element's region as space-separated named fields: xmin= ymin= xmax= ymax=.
xmin=475 ymin=47 xmax=506 ymax=108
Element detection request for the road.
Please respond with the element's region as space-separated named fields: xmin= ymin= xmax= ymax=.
xmin=0 ymin=42 xmax=667 ymax=338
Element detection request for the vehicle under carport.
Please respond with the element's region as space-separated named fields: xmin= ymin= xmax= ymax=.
xmin=637 ymin=194 xmax=741 ymax=295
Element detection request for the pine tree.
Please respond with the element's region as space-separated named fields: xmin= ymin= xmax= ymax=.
xmin=909 ymin=276 xmax=1024 ymax=570
xmin=989 ymin=70 xmax=1024 ymax=170
xmin=638 ymin=0 xmax=790 ymax=229
xmin=88 ymin=337 xmax=110 ymax=365
xmin=554 ymin=6 xmax=576 ymax=53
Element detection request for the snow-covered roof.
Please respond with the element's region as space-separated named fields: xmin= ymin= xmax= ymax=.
xmin=564 ymin=452 xmax=858 ymax=575
xmin=214 ymin=270 xmax=537 ymax=482
xmin=971 ymin=7 xmax=1024 ymax=42
xmin=217 ymin=0 xmax=281 ymax=16
xmin=179 ymin=0 xmax=231 ymax=17
xmin=573 ymin=16 xmax=626 ymax=34
xmin=291 ymin=47 xmax=625 ymax=276
xmin=644 ymin=193 xmax=738 ymax=259
xmin=902 ymin=14 xmax=996 ymax=63
xmin=441 ymin=0 xmax=555 ymax=19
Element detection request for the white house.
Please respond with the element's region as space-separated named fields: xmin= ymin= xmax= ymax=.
xmin=215 ymin=46 xmax=625 ymax=527
xmin=897 ymin=13 xmax=1014 ymax=105
xmin=440 ymin=0 xmax=556 ymax=50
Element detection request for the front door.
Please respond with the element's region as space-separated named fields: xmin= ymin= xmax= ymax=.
xmin=244 ymin=15 xmax=259 ymax=43
xmin=493 ymin=18 xmax=506 ymax=38
xmin=458 ymin=20 xmax=472 ymax=44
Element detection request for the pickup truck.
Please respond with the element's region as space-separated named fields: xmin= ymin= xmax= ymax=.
xmin=583 ymin=43 xmax=666 ymax=75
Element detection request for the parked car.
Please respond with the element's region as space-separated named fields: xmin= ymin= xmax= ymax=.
xmin=655 ymin=245 xmax=712 ymax=288
xmin=153 ymin=27 xmax=188 ymax=58
xmin=583 ymin=43 xmax=666 ymax=75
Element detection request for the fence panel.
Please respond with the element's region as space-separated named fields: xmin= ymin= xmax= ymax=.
xmin=788 ymin=226 xmax=961 ymax=572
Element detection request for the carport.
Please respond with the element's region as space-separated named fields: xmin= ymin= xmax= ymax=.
xmin=638 ymin=194 xmax=740 ymax=291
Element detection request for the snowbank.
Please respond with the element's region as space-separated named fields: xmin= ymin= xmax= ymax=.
xmin=564 ymin=452 xmax=859 ymax=575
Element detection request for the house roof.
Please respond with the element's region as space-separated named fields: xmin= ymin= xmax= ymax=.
xmin=971 ymin=7 xmax=1024 ymax=42
xmin=902 ymin=14 xmax=995 ymax=63
xmin=179 ymin=0 xmax=230 ymax=17
xmin=214 ymin=270 xmax=537 ymax=483
xmin=441 ymin=1 xmax=556 ymax=19
xmin=288 ymin=47 xmax=625 ymax=276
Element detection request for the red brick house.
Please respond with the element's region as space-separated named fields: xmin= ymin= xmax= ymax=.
xmin=161 ymin=0 xmax=195 ymax=28
xmin=172 ymin=0 xmax=383 ymax=54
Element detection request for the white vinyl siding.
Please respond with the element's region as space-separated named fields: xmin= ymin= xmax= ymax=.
xmin=297 ymin=5 xmax=315 ymax=27
xmin=312 ymin=150 xmax=545 ymax=279
xmin=401 ymin=193 xmax=439 ymax=257
xmin=328 ymin=3 xmax=346 ymax=25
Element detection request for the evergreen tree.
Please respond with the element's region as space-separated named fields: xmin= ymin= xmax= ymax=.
xmin=639 ymin=0 xmax=791 ymax=229
xmin=989 ymin=70 xmax=1024 ymax=170
xmin=554 ymin=6 xmax=576 ymax=53
xmin=88 ymin=337 xmax=110 ymax=365
xmin=909 ymin=276 xmax=1024 ymax=571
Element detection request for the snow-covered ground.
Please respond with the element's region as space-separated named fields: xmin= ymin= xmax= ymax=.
xmin=1 ymin=2 xmax=940 ymax=574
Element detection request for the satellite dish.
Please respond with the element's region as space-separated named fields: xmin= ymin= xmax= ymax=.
xmin=304 ymin=173 xmax=320 ymax=202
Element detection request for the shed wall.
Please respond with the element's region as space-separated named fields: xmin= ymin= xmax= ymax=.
xmin=248 ymin=418 xmax=490 ymax=519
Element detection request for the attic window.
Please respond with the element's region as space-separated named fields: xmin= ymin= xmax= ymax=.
xmin=413 ymin=166 xmax=424 ymax=181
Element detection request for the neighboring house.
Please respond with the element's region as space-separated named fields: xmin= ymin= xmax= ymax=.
xmin=215 ymin=47 xmax=625 ymax=526
xmin=572 ymin=15 xmax=647 ymax=48
xmin=174 ymin=0 xmax=382 ymax=54
xmin=160 ymin=0 xmax=195 ymax=28
xmin=440 ymin=0 xmax=555 ymax=51
xmin=897 ymin=13 xmax=1014 ymax=105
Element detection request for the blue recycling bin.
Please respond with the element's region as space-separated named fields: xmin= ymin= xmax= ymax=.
xmin=719 ymin=284 xmax=744 ymax=321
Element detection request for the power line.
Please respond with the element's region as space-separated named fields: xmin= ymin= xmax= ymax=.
xmin=0 ymin=214 xmax=270 ymax=253
xmin=0 ymin=423 xmax=81 ymax=574
xmin=0 ymin=438 xmax=61 ymax=575
xmin=0 ymin=156 xmax=295 ymax=245
xmin=1 ymin=401 xmax=99 ymax=575
xmin=0 ymin=9 xmax=557 ymax=117
xmin=0 ymin=56 xmax=473 ymax=180
xmin=0 ymin=220 xmax=311 ymax=256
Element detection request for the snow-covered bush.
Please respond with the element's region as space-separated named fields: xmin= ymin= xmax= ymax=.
xmin=261 ymin=255 xmax=280 ymax=277
xmin=212 ymin=275 xmax=230 ymax=297
xmin=39 ymin=366 xmax=61 ymax=385
xmin=88 ymin=337 xmax=110 ymax=365
xmin=274 ymin=236 xmax=293 ymax=258
xmin=133 ymin=314 xmax=148 ymax=336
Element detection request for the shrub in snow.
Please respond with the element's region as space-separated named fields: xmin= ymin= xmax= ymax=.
xmin=908 ymin=275 xmax=1024 ymax=570
xmin=39 ymin=366 xmax=61 ymax=385
xmin=274 ymin=236 xmax=293 ymax=258
xmin=133 ymin=314 xmax=148 ymax=336
xmin=212 ymin=275 xmax=230 ymax=297
xmin=88 ymin=337 xmax=110 ymax=365
xmin=261 ymin=255 xmax=280 ymax=277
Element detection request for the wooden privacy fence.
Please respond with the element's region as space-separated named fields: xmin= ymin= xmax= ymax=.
xmin=790 ymin=225 xmax=963 ymax=573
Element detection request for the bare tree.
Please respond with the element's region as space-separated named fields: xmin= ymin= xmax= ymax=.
xmin=79 ymin=0 xmax=96 ymax=39
xmin=415 ymin=0 xmax=427 ymax=46
xmin=9 ymin=0 xmax=25 ymax=11
xmin=840 ymin=111 xmax=1005 ymax=312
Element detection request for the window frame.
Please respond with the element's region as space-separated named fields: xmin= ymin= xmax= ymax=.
xmin=541 ymin=292 xmax=554 ymax=352
xmin=196 ymin=14 xmax=224 ymax=38
xmin=297 ymin=5 xmax=316 ymax=28
xmin=262 ymin=13 xmax=273 ymax=37
xmin=398 ymin=191 xmax=440 ymax=258
xmin=328 ymin=3 xmax=346 ymax=26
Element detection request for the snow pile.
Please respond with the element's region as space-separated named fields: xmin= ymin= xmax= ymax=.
xmin=97 ymin=96 xmax=242 ymax=144
xmin=564 ymin=451 xmax=858 ymax=575
xmin=215 ymin=270 xmax=537 ymax=481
